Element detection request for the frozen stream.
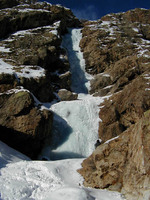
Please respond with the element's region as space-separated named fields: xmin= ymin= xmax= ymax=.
xmin=41 ymin=29 xmax=103 ymax=160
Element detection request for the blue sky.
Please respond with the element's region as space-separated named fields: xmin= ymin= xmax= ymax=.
xmin=40 ymin=0 xmax=150 ymax=20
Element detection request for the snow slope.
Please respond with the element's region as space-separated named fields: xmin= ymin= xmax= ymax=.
xmin=0 ymin=141 xmax=123 ymax=200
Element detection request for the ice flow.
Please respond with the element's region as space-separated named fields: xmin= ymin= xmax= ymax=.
xmin=42 ymin=29 xmax=102 ymax=160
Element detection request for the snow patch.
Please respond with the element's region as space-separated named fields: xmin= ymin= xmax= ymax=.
xmin=12 ymin=21 xmax=61 ymax=38
xmin=132 ymin=28 xmax=139 ymax=32
xmin=0 ymin=87 xmax=29 ymax=96
xmin=18 ymin=8 xmax=50 ymax=13
xmin=0 ymin=46 xmax=11 ymax=53
xmin=0 ymin=59 xmax=45 ymax=79
xmin=105 ymin=136 xmax=119 ymax=144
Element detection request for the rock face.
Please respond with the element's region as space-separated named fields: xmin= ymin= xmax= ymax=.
xmin=0 ymin=1 xmax=80 ymax=102
xmin=0 ymin=89 xmax=53 ymax=159
xmin=78 ymin=8 xmax=150 ymax=200
xmin=78 ymin=110 xmax=150 ymax=200
xmin=0 ymin=0 xmax=80 ymax=158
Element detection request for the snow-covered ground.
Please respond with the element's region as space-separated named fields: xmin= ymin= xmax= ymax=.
xmin=0 ymin=29 xmax=124 ymax=200
xmin=0 ymin=141 xmax=123 ymax=200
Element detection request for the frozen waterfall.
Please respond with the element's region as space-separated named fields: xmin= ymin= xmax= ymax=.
xmin=41 ymin=29 xmax=103 ymax=160
xmin=61 ymin=28 xmax=93 ymax=94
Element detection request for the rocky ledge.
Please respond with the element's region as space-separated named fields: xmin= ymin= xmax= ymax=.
xmin=78 ymin=8 xmax=150 ymax=200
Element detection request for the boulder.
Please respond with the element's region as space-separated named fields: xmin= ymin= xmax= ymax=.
xmin=58 ymin=89 xmax=78 ymax=101
xmin=0 ymin=89 xmax=53 ymax=159
xmin=78 ymin=109 xmax=150 ymax=200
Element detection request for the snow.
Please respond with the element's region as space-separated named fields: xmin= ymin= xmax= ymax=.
xmin=12 ymin=29 xmax=32 ymax=36
xmin=14 ymin=65 xmax=45 ymax=79
xmin=18 ymin=8 xmax=50 ymax=13
xmin=0 ymin=87 xmax=29 ymax=96
xmin=0 ymin=141 xmax=123 ymax=200
xmin=0 ymin=141 xmax=30 ymax=168
xmin=144 ymin=74 xmax=150 ymax=80
xmin=40 ymin=29 xmax=107 ymax=160
xmin=0 ymin=28 xmax=124 ymax=200
xmin=100 ymin=72 xmax=111 ymax=77
xmin=12 ymin=21 xmax=61 ymax=37
xmin=0 ymin=58 xmax=45 ymax=79
xmin=132 ymin=27 xmax=139 ymax=32
xmin=61 ymin=28 xmax=93 ymax=93
xmin=137 ymin=49 xmax=149 ymax=58
xmin=105 ymin=136 xmax=119 ymax=144
xmin=0 ymin=46 xmax=11 ymax=53
xmin=101 ymin=21 xmax=111 ymax=26
xmin=41 ymin=95 xmax=103 ymax=160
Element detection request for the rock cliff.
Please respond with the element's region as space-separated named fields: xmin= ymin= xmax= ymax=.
xmin=0 ymin=0 xmax=80 ymax=158
xmin=78 ymin=8 xmax=150 ymax=200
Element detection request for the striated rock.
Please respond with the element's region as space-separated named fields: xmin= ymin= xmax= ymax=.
xmin=0 ymin=89 xmax=53 ymax=159
xmin=58 ymin=89 xmax=78 ymax=101
xmin=78 ymin=109 xmax=150 ymax=200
